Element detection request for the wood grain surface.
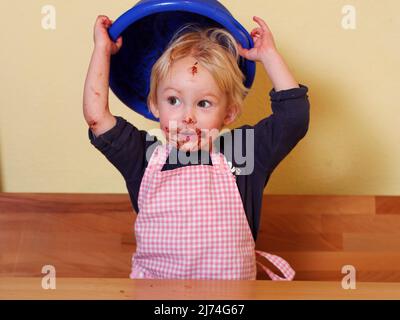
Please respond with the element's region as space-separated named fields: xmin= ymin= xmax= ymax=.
xmin=1 ymin=193 xmax=400 ymax=282
xmin=1 ymin=277 xmax=400 ymax=300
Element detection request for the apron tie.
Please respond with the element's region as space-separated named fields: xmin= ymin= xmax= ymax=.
xmin=255 ymin=250 xmax=296 ymax=281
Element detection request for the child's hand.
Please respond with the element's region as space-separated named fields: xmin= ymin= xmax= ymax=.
xmin=237 ymin=16 xmax=277 ymax=62
xmin=93 ymin=15 xmax=123 ymax=55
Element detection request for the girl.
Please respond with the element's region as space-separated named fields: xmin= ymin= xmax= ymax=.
xmin=83 ymin=15 xmax=310 ymax=280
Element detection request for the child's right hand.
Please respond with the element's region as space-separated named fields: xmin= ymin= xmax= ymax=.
xmin=93 ymin=15 xmax=123 ymax=55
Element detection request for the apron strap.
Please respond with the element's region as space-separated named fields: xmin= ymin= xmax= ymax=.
xmin=146 ymin=143 xmax=168 ymax=172
xmin=255 ymin=250 xmax=296 ymax=281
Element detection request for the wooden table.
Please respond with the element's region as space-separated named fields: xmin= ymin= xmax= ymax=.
xmin=1 ymin=277 xmax=400 ymax=300
xmin=3 ymin=193 xmax=400 ymax=283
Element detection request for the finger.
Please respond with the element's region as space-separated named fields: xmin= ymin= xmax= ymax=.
xmin=99 ymin=16 xmax=113 ymax=28
xmin=250 ymin=28 xmax=263 ymax=38
xmin=250 ymin=31 xmax=263 ymax=40
xmin=115 ymin=36 xmax=123 ymax=49
xmin=95 ymin=15 xmax=106 ymax=28
xmin=253 ymin=16 xmax=271 ymax=33
xmin=237 ymin=43 xmax=250 ymax=59
xmin=98 ymin=15 xmax=109 ymax=24
xmin=250 ymin=27 xmax=262 ymax=33
xmin=105 ymin=19 xmax=112 ymax=27
xmin=100 ymin=19 xmax=110 ymax=28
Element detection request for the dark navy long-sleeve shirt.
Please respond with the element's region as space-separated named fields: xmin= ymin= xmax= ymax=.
xmin=88 ymin=84 xmax=310 ymax=241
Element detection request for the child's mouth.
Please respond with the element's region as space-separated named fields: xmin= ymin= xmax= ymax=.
xmin=165 ymin=126 xmax=209 ymax=149
xmin=178 ymin=128 xmax=202 ymax=140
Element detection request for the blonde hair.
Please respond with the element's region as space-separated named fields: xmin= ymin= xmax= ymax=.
xmin=147 ymin=24 xmax=249 ymax=120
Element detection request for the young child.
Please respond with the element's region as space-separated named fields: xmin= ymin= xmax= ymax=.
xmin=83 ymin=15 xmax=310 ymax=280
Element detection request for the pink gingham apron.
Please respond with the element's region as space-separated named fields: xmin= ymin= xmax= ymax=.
xmin=130 ymin=143 xmax=295 ymax=280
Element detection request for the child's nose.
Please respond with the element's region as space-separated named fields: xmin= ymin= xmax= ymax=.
xmin=183 ymin=116 xmax=197 ymax=125
xmin=182 ymin=108 xmax=197 ymax=125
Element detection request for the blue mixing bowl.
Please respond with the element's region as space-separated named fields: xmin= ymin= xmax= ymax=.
xmin=108 ymin=0 xmax=255 ymax=121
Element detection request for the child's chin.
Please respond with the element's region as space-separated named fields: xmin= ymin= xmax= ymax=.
xmin=168 ymin=140 xmax=201 ymax=153
xmin=178 ymin=143 xmax=200 ymax=153
xmin=167 ymin=138 xmax=212 ymax=153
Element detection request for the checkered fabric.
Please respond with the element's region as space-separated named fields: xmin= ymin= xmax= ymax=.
xmin=130 ymin=143 xmax=295 ymax=280
xmin=255 ymin=250 xmax=296 ymax=280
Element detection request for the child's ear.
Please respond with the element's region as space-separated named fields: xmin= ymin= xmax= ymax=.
xmin=223 ymin=105 xmax=239 ymax=126
xmin=149 ymin=100 xmax=160 ymax=119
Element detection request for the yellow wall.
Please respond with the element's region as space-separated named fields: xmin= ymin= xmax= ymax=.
xmin=0 ymin=0 xmax=399 ymax=195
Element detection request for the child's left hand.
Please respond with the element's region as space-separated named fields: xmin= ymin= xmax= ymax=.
xmin=237 ymin=16 xmax=277 ymax=62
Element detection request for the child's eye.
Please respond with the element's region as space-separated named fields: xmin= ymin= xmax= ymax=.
xmin=198 ymin=100 xmax=212 ymax=108
xmin=167 ymin=96 xmax=181 ymax=106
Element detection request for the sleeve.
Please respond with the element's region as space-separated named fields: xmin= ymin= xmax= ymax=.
xmin=88 ymin=116 xmax=159 ymax=181
xmin=254 ymin=84 xmax=310 ymax=178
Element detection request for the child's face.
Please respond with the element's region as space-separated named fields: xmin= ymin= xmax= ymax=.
xmin=149 ymin=55 xmax=236 ymax=152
